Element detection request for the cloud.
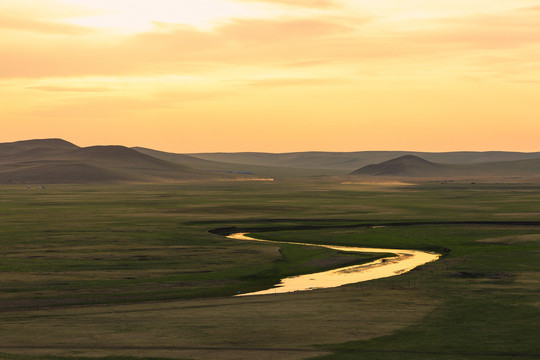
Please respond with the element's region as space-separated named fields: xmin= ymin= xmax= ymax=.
xmin=230 ymin=0 xmax=339 ymax=8
xmin=244 ymin=77 xmax=343 ymax=87
xmin=0 ymin=0 xmax=100 ymax=18
xmin=0 ymin=14 xmax=94 ymax=35
xmin=27 ymin=86 xmax=109 ymax=92
xmin=510 ymin=79 xmax=540 ymax=84
xmin=279 ymin=59 xmax=336 ymax=68
xmin=0 ymin=16 xmax=354 ymax=78
xmin=26 ymin=95 xmax=172 ymax=120
xmin=218 ymin=17 xmax=351 ymax=42
xmin=516 ymin=6 xmax=540 ymax=12
xmin=1 ymin=5 xmax=539 ymax=80
xmin=408 ymin=11 xmax=540 ymax=49
xmin=0 ymin=38 xmax=138 ymax=78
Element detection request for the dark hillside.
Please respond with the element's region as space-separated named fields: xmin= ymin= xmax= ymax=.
xmin=351 ymin=155 xmax=540 ymax=178
xmin=134 ymin=147 xmax=341 ymax=178
xmin=0 ymin=139 xmax=213 ymax=183
xmin=70 ymin=146 xmax=197 ymax=172
xmin=191 ymin=150 xmax=540 ymax=171
xmin=0 ymin=138 xmax=78 ymax=155
xmin=351 ymin=155 xmax=450 ymax=177
xmin=0 ymin=162 xmax=132 ymax=184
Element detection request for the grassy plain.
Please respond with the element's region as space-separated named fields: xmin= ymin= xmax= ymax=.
xmin=0 ymin=179 xmax=539 ymax=359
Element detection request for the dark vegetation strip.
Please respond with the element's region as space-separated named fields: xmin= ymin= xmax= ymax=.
xmin=210 ymin=220 xmax=540 ymax=256
xmin=209 ymin=220 xmax=540 ymax=237
xmin=0 ymin=355 xmax=175 ymax=360
xmin=314 ymin=349 xmax=540 ymax=358
xmin=0 ymin=346 xmax=323 ymax=353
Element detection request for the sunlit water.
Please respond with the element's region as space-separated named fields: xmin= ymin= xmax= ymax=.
xmin=227 ymin=233 xmax=440 ymax=296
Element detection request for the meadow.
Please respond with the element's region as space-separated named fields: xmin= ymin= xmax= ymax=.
xmin=0 ymin=179 xmax=539 ymax=359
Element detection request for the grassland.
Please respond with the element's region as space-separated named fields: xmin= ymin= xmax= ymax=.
xmin=0 ymin=179 xmax=539 ymax=359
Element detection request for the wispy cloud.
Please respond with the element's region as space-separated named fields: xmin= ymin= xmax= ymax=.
xmin=231 ymin=0 xmax=339 ymax=8
xmin=218 ymin=17 xmax=351 ymax=42
xmin=403 ymin=10 xmax=540 ymax=50
xmin=27 ymin=85 xmax=109 ymax=92
xmin=0 ymin=14 xmax=94 ymax=35
xmin=516 ymin=6 xmax=540 ymax=11
xmin=244 ymin=77 xmax=343 ymax=87
xmin=0 ymin=16 xmax=353 ymax=78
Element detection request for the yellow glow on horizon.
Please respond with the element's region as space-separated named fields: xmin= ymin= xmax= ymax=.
xmin=1 ymin=0 xmax=540 ymax=152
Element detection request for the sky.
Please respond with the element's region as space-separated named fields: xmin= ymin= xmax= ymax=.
xmin=1 ymin=0 xmax=539 ymax=152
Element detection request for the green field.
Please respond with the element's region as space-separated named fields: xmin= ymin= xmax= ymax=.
xmin=0 ymin=180 xmax=539 ymax=359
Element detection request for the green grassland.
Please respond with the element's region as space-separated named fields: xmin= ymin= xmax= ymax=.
xmin=0 ymin=179 xmax=539 ymax=359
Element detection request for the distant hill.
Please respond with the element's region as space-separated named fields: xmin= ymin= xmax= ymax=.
xmin=133 ymin=147 xmax=338 ymax=178
xmin=0 ymin=139 xmax=222 ymax=184
xmin=351 ymin=155 xmax=451 ymax=177
xmin=133 ymin=147 xmax=241 ymax=171
xmin=189 ymin=151 xmax=540 ymax=171
xmin=2 ymin=139 xmax=540 ymax=183
xmin=351 ymin=155 xmax=540 ymax=178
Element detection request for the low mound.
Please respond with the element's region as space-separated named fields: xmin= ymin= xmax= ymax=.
xmin=351 ymin=155 xmax=448 ymax=177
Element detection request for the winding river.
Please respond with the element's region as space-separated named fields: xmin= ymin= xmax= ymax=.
xmin=227 ymin=232 xmax=440 ymax=296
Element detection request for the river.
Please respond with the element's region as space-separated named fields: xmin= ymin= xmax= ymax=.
xmin=227 ymin=232 xmax=440 ymax=296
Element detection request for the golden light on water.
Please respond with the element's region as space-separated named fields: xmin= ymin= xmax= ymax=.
xmin=228 ymin=233 xmax=440 ymax=296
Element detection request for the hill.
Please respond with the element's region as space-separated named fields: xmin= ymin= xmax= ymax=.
xmin=351 ymin=155 xmax=453 ymax=177
xmin=351 ymin=155 xmax=540 ymax=178
xmin=0 ymin=139 xmax=218 ymax=184
xmin=189 ymin=151 xmax=540 ymax=171
xmin=0 ymin=163 xmax=128 ymax=184
xmin=0 ymin=138 xmax=78 ymax=155
xmin=133 ymin=147 xmax=243 ymax=171
xmin=133 ymin=147 xmax=340 ymax=178
xmin=2 ymin=139 xmax=540 ymax=182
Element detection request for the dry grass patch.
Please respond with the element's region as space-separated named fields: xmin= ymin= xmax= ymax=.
xmin=515 ymin=271 xmax=540 ymax=287
xmin=0 ymin=288 xmax=438 ymax=360
xmin=477 ymin=234 xmax=540 ymax=245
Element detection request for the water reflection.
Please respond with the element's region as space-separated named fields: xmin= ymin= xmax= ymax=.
xmin=227 ymin=233 xmax=440 ymax=296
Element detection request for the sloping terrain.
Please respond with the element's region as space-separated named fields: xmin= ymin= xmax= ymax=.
xmin=0 ymin=139 xmax=214 ymax=184
xmin=0 ymin=162 xmax=128 ymax=184
xmin=190 ymin=151 xmax=540 ymax=171
xmin=0 ymin=138 xmax=80 ymax=163
xmin=472 ymin=158 xmax=540 ymax=176
xmin=351 ymin=155 xmax=540 ymax=178
xmin=134 ymin=147 xmax=245 ymax=171
xmin=0 ymin=138 xmax=78 ymax=155
xmin=2 ymin=139 xmax=540 ymax=182
xmin=134 ymin=147 xmax=341 ymax=178
xmin=351 ymin=155 xmax=455 ymax=177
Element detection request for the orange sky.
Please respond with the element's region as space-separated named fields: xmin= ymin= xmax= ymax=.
xmin=1 ymin=0 xmax=539 ymax=152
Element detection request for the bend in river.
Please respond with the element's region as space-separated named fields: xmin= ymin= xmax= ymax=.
xmin=227 ymin=233 xmax=440 ymax=296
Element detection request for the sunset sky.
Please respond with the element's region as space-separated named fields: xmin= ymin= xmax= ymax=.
xmin=1 ymin=0 xmax=539 ymax=152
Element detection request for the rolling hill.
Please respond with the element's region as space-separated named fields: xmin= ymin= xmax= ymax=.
xmin=133 ymin=147 xmax=340 ymax=178
xmin=0 ymin=139 xmax=222 ymax=184
xmin=2 ymin=139 xmax=540 ymax=183
xmin=189 ymin=151 xmax=540 ymax=171
xmin=351 ymin=155 xmax=452 ymax=177
xmin=351 ymin=155 xmax=540 ymax=178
